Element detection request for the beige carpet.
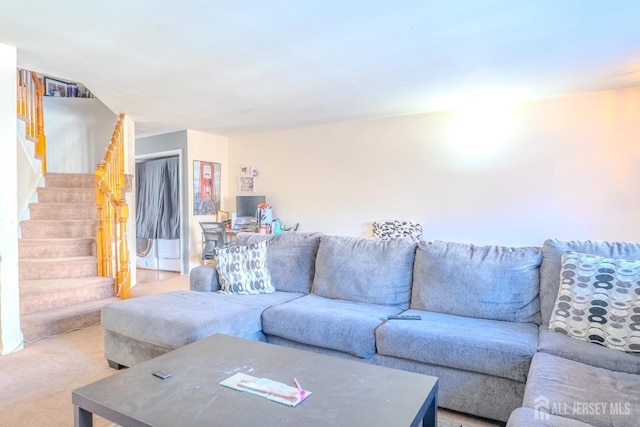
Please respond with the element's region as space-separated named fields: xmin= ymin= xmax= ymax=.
xmin=0 ymin=270 xmax=501 ymax=426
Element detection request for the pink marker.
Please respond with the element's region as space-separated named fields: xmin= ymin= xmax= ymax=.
xmin=293 ymin=377 xmax=305 ymax=398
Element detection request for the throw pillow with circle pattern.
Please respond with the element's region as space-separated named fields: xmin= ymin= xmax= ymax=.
xmin=214 ymin=240 xmax=274 ymax=295
xmin=372 ymin=220 xmax=422 ymax=243
xmin=548 ymin=251 xmax=640 ymax=352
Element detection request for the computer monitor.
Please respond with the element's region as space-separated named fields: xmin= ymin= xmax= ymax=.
xmin=236 ymin=195 xmax=266 ymax=217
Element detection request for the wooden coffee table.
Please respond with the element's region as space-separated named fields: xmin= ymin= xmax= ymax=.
xmin=73 ymin=334 xmax=438 ymax=426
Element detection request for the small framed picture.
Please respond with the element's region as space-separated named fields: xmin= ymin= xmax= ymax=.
xmin=239 ymin=176 xmax=255 ymax=192
xmin=241 ymin=165 xmax=254 ymax=177
xmin=44 ymin=76 xmax=70 ymax=97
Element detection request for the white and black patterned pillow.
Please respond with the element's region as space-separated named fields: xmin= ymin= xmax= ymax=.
xmin=214 ymin=240 xmax=274 ymax=295
xmin=372 ymin=220 xmax=422 ymax=243
xmin=548 ymin=251 xmax=640 ymax=352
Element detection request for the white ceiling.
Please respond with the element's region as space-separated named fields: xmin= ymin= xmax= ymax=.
xmin=1 ymin=1 xmax=639 ymax=137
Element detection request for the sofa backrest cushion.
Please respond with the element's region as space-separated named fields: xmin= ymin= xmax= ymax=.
xmin=540 ymin=239 xmax=640 ymax=324
xmin=235 ymin=232 xmax=322 ymax=293
xmin=411 ymin=240 xmax=542 ymax=323
xmin=311 ymin=235 xmax=417 ymax=308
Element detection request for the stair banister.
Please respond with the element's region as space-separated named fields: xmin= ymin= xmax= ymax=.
xmin=96 ymin=114 xmax=131 ymax=299
xmin=16 ymin=69 xmax=47 ymax=173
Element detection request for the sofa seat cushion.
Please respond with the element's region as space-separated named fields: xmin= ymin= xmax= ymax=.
xmin=375 ymin=309 xmax=538 ymax=382
xmin=538 ymin=326 xmax=640 ymax=375
xmin=235 ymin=232 xmax=322 ymax=293
xmin=507 ymin=408 xmax=595 ymax=427
xmin=523 ymin=352 xmax=640 ymax=427
xmin=311 ymin=235 xmax=416 ymax=308
xmin=102 ymin=290 xmax=303 ymax=350
xmin=261 ymin=294 xmax=402 ymax=358
xmin=411 ymin=241 xmax=542 ymax=323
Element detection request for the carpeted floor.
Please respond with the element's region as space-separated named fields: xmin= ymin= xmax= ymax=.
xmin=0 ymin=270 xmax=502 ymax=426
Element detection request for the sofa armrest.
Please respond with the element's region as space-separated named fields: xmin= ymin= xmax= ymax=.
xmin=189 ymin=265 xmax=220 ymax=292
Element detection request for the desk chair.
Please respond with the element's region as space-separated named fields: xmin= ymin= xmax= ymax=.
xmin=199 ymin=221 xmax=228 ymax=260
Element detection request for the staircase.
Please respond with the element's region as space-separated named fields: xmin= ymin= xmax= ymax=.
xmin=19 ymin=173 xmax=117 ymax=341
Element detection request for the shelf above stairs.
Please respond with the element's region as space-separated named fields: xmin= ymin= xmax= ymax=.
xmin=19 ymin=173 xmax=117 ymax=342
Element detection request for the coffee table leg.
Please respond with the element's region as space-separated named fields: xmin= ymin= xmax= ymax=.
xmin=422 ymin=393 xmax=437 ymax=427
xmin=74 ymin=405 xmax=93 ymax=427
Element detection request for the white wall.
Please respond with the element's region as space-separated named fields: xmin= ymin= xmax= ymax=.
xmin=0 ymin=44 xmax=23 ymax=354
xmin=187 ymin=130 xmax=229 ymax=272
xmin=228 ymin=87 xmax=640 ymax=247
xmin=44 ymin=97 xmax=117 ymax=173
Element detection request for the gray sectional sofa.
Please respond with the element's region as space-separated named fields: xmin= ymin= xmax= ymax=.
xmin=101 ymin=232 xmax=640 ymax=425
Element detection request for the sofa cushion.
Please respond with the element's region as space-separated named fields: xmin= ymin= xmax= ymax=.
xmin=548 ymin=251 xmax=640 ymax=352
xmin=538 ymin=326 xmax=640 ymax=375
xmin=235 ymin=232 xmax=322 ymax=293
xmin=523 ymin=352 xmax=640 ymax=427
xmin=540 ymin=239 xmax=640 ymax=324
xmin=261 ymin=294 xmax=402 ymax=358
xmin=507 ymin=408 xmax=595 ymax=427
xmin=375 ymin=309 xmax=538 ymax=382
xmin=214 ymin=240 xmax=274 ymax=295
xmin=311 ymin=235 xmax=416 ymax=308
xmin=411 ymin=241 xmax=542 ymax=323
xmin=101 ymin=290 xmax=303 ymax=349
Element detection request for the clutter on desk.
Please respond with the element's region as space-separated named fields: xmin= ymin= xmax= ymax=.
xmin=231 ymin=194 xmax=299 ymax=235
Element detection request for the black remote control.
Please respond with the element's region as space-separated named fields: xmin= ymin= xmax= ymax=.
xmin=387 ymin=314 xmax=422 ymax=320
xmin=152 ymin=370 xmax=172 ymax=380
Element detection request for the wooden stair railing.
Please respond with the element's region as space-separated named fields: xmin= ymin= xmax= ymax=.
xmin=16 ymin=69 xmax=47 ymax=173
xmin=96 ymin=113 xmax=131 ymax=299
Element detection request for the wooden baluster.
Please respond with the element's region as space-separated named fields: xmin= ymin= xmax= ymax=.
xmin=95 ymin=164 xmax=107 ymax=277
xmin=32 ymin=72 xmax=47 ymax=173
xmin=106 ymin=203 xmax=114 ymax=279
xmin=16 ymin=70 xmax=26 ymax=119
xmin=27 ymin=75 xmax=36 ymax=139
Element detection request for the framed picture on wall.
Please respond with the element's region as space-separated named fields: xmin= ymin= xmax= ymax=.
xmin=44 ymin=76 xmax=70 ymax=97
xmin=241 ymin=165 xmax=254 ymax=177
xmin=193 ymin=160 xmax=222 ymax=215
xmin=239 ymin=176 xmax=255 ymax=192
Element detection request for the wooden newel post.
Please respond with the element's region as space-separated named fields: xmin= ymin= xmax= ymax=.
xmin=117 ymin=202 xmax=131 ymax=299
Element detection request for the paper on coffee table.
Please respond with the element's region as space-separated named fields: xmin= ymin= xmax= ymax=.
xmin=219 ymin=372 xmax=311 ymax=407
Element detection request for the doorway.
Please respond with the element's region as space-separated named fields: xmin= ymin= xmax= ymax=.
xmin=135 ymin=152 xmax=181 ymax=272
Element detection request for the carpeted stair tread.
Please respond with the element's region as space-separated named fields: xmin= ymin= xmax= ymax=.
xmin=28 ymin=202 xmax=97 ymax=220
xmin=21 ymin=297 xmax=118 ymax=342
xmin=44 ymin=172 xmax=94 ymax=188
xmin=20 ymin=219 xmax=98 ymax=239
xmin=20 ymin=255 xmax=96 ymax=263
xmin=36 ymin=187 xmax=94 ymax=203
xmin=20 ymin=277 xmax=114 ymax=315
xmin=19 ymin=256 xmax=98 ymax=280
xmin=19 ymin=237 xmax=95 ymax=258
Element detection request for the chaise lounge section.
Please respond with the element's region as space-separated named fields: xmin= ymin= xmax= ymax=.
xmin=506 ymin=239 xmax=640 ymax=426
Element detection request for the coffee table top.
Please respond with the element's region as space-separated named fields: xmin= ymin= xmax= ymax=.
xmin=73 ymin=334 xmax=438 ymax=426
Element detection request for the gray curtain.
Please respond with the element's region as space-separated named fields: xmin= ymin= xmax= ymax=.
xmin=135 ymin=156 xmax=180 ymax=239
